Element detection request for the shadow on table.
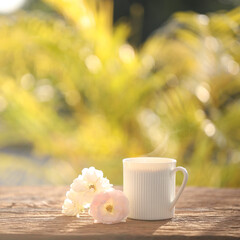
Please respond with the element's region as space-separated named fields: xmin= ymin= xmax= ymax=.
xmin=28 ymin=214 xmax=172 ymax=238
xmin=202 ymin=214 xmax=239 ymax=237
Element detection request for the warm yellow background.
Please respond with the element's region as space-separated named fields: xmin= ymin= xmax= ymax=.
xmin=0 ymin=1 xmax=239 ymax=187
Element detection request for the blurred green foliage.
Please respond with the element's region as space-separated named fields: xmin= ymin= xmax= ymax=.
xmin=0 ymin=0 xmax=239 ymax=186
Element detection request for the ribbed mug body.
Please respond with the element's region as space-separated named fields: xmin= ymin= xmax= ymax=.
xmin=123 ymin=157 xmax=176 ymax=220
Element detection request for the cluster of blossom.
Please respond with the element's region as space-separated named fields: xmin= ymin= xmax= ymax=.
xmin=62 ymin=167 xmax=129 ymax=224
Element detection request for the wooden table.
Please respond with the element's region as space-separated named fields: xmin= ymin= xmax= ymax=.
xmin=0 ymin=186 xmax=239 ymax=239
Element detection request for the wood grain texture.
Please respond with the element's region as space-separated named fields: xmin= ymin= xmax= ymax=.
xmin=0 ymin=186 xmax=239 ymax=240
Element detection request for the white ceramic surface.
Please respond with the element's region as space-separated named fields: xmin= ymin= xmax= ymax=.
xmin=123 ymin=157 xmax=188 ymax=220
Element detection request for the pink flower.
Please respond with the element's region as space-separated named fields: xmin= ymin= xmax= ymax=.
xmin=89 ymin=190 xmax=129 ymax=224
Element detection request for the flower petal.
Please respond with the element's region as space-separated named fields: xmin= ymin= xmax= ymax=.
xmin=71 ymin=176 xmax=88 ymax=192
xmin=89 ymin=190 xmax=129 ymax=224
xmin=62 ymin=198 xmax=82 ymax=216
xmin=82 ymin=167 xmax=104 ymax=183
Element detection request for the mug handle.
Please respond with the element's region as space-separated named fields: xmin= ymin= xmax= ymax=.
xmin=170 ymin=166 xmax=188 ymax=210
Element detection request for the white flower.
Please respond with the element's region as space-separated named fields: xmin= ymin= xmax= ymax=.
xmin=71 ymin=175 xmax=88 ymax=192
xmin=62 ymin=190 xmax=85 ymax=216
xmin=62 ymin=198 xmax=84 ymax=217
xmin=71 ymin=167 xmax=113 ymax=203
xmin=62 ymin=167 xmax=113 ymax=217
xmin=66 ymin=189 xmax=84 ymax=203
xmin=89 ymin=190 xmax=129 ymax=224
xmin=82 ymin=167 xmax=103 ymax=182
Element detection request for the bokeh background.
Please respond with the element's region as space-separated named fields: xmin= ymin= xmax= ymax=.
xmin=0 ymin=0 xmax=240 ymax=187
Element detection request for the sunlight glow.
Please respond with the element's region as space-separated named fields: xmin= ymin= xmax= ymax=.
xmin=85 ymin=55 xmax=102 ymax=74
xmin=196 ymin=85 xmax=210 ymax=103
xmin=197 ymin=14 xmax=209 ymax=25
xmin=203 ymin=120 xmax=216 ymax=137
xmin=119 ymin=44 xmax=135 ymax=64
xmin=21 ymin=73 xmax=35 ymax=90
xmin=35 ymin=84 xmax=55 ymax=102
xmin=0 ymin=0 xmax=26 ymax=14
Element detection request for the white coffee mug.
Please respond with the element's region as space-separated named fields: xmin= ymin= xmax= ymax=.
xmin=123 ymin=157 xmax=188 ymax=220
